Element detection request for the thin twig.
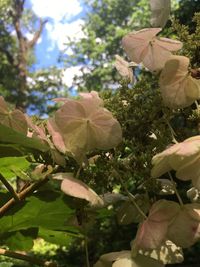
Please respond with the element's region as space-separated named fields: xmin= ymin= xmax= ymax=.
xmin=112 ymin=169 xmax=147 ymax=219
xmin=75 ymin=166 xmax=82 ymax=179
xmin=0 ymin=248 xmax=58 ymax=267
xmin=0 ymin=174 xmax=20 ymax=201
xmin=84 ymin=235 xmax=90 ymax=267
xmin=165 ymin=120 xmax=178 ymax=144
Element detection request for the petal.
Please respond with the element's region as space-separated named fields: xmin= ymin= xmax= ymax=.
xmin=151 ymin=143 xmax=180 ymax=178
xmin=122 ymin=28 xmax=162 ymax=63
xmin=53 ymin=173 xmax=103 ymax=206
xmin=150 ymin=0 xmax=171 ymax=28
xmin=149 ymin=200 xmax=180 ymax=221
xmin=114 ymin=55 xmax=134 ymax=82
xmin=135 ymin=219 xmax=169 ymax=249
xmin=168 ymin=206 xmax=200 ymax=248
xmin=47 ymin=118 xmax=66 ymax=153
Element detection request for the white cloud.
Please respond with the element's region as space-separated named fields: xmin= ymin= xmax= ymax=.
xmin=30 ymin=0 xmax=82 ymax=21
xmin=62 ymin=66 xmax=82 ymax=87
xmin=46 ymin=19 xmax=85 ymax=51
xmin=30 ymin=0 xmax=85 ymax=54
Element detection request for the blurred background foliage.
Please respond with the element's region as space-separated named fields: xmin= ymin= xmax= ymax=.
xmin=0 ymin=0 xmax=200 ymax=266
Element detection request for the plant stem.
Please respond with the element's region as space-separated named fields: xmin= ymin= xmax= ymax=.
xmin=0 ymin=175 xmax=50 ymax=217
xmin=75 ymin=166 xmax=82 ymax=179
xmin=113 ymin=169 xmax=147 ymax=219
xmin=165 ymin=119 xmax=178 ymax=144
xmin=0 ymin=248 xmax=58 ymax=267
xmin=168 ymin=172 xmax=184 ymax=206
xmin=0 ymin=174 xmax=20 ymax=201
xmin=84 ymin=235 xmax=90 ymax=267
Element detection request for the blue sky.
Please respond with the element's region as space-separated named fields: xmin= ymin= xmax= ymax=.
xmin=26 ymin=0 xmax=86 ymax=86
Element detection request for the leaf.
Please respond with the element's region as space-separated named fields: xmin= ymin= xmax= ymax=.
xmin=3 ymin=229 xmax=37 ymax=251
xmin=122 ymin=28 xmax=182 ymax=71
xmin=0 ymin=144 xmax=23 ymax=157
xmin=0 ymin=97 xmax=27 ymax=134
xmin=150 ymin=0 xmax=171 ymax=28
xmin=0 ymin=124 xmax=49 ymax=152
xmin=0 ymin=191 xmax=75 ymax=234
xmin=53 ymin=173 xmax=104 ymax=206
xmin=0 ymin=156 xmax=30 ymax=179
xmin=38 ymin=228 xmax=79 ymax=246
xmin=159 ymin=55 xmax=200 ymax=108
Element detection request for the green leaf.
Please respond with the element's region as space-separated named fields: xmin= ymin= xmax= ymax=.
xmin=3 ymin=229 xmax=37 ymax=250
xmin=0 ymin=156 xmax=30 ymax=179
xmin=0 ymin=124 xmax=49 ymax=152
xmin=0 ymin=191 xmax=75 ymax=234
xmin=0 ymin=144 xmax=22 ymax=157
xmin=38 ymin=228 xmax=78 ymax=246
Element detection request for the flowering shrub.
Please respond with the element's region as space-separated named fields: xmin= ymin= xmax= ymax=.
xmin=0 ymin=2 xmax=200 ymax=267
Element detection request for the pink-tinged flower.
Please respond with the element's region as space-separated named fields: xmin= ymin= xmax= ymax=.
xmin=114 ymin=55 xmax=135 ymax=82
xmin=122 ymin=28 xmax=182 ymax=71
xmin=94 ymin=251 xmax=164 ymax=267
xmin=47 ymin=91 xmax=122 ymax=163
xmin=0 ymin=96 xmax=27 ymax=134
xmin=167 ymin=204 xmax=200 ymax=248
xmin=53 ymin=172 xmax=103 ymax=207
xmin=26 ymin=116 xmax=66 ymax=166
xmin=135 ymin=200 xmax=179 ymax=249
xmin=159 ymin=55 xmax=200 ymax=108
xmin=151 ymin=136 xmax=200 ymax=185
xmin=150 ymin=0 xmax=171 ymax=28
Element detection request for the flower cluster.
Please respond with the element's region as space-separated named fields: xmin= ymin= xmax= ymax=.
xmin=47 ymin=91 xmax=122 ymax=163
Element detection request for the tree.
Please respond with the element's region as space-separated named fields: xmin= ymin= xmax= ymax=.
xmin=62 ymin=0 xmax=146 ymax=91
xmin=0 ymin=0 xmax=65 ymax=114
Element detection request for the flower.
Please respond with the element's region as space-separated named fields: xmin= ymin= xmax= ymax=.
xmin=159 ymin=55 xmax=200 ymax=108
xmin=122 ymin=28 xmax=182 ymax=71
xmin=114 ymin=55 xmax=135 ymax=82
xmin=135 ymin=200 xmax=200 ymax=249
xmin=151 ymin=136 xmax=200 ymax=187
xmin=167 ymin=204 xmax=200 ymax=248
xmin=47 ymin=91 xmax=122 ymax=163
xmin=135 ymin=200 xmax=179 ymax=249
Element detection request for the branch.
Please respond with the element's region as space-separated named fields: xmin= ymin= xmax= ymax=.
xmin=0 ymin=176 xmax=50 ymax=218
xmin=0 ymin=174 xmax=20 ymax=202
xmin=0 ymin=248 xmax=58 ymax=267
xmin=28 ymin=19 xmax=48 ymax=49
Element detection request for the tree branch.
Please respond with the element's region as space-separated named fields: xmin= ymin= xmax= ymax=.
xmin=0 ymin=248 xmax=58 ymax=267
xmin=0 ymin=174 xmax=20 ymax=202
xmin=0 ymin=176 xmax=50 ymax=218
xmin=28 ymin=19 xmax=48 ymax=48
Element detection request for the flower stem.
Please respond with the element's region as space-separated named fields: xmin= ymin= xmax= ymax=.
xmin=84 ymin=235 xmax=90 ymax=267
xmin=168 ymin=172 xmax=183 ymax=206
xmin=113 ymin=169 xmax=147 ymax=219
